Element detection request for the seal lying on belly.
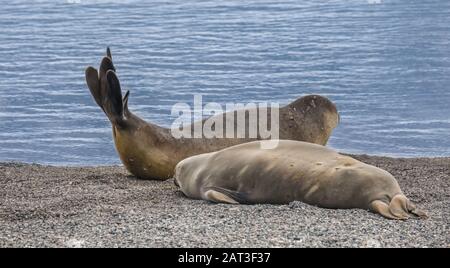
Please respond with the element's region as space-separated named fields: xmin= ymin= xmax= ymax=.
xmin=85 ymin=48 xmax=339 ymax=180
xmin=174 ymin=140 xmax=428 ymax=220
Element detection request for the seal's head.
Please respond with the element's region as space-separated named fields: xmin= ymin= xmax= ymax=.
xmin=286 ymin=95 xmax=340 ymax=145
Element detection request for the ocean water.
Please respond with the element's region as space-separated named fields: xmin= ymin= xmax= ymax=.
xmin=0 ymin=0 xmax=449 ymax=165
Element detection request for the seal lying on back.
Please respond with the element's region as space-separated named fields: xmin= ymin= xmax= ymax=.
xmin=174 ymin=140 xmax=428 ymax=220
xmin=85 ymin=48 xmax=340 ymax=180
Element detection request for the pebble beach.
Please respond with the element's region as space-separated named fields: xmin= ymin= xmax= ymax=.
xmin=0 ymin=155 xmax=448 ymax=248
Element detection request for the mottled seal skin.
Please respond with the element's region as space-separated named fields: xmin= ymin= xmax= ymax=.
xmin=85 ymin=48 xmax=339 ymax=180
xmin=175 ymin=140 xmax=428 ymax=220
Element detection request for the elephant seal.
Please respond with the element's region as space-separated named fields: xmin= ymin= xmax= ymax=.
xmin=174 ymin=140 xmax=428 ymax=220
xmin=85 ymin=48 xmax=339 ymax=180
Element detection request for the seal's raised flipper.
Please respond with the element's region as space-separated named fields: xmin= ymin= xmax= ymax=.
xmin=85 ymin=66 xmax=103 ymax=110
xmin=104 ymin=70 xmax=125 ymax=127
xmin=85 ymin=48 xmax=116 ymax=111
xmin=100 ymin=56 xmax=115 ymax=80
xmin=123 ymin=90 xmax=131 ymax=117
xmin=107 ymin=47 xmax=112 ymax=59
xmin=85 ymin=48 xmax=127 ymax=127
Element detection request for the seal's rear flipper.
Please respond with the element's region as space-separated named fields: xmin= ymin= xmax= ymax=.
xmin=85 ymin=48 xmax=127 ymax=127
xmin=123 ymin=90 xmax=131 ymax=117
xmin=404 ymin=196 xmax=429 ymax=219
xmin=204 ymin=187 xmax=251 ymax=204
xmin=104 ymin=70 xmax=125 ymax=127
xmin=370 ymin=200 xmax=406 ymax=220
xmin=85 ymin=47 xmax=116 ymax=111
xmin=370 ymin=195 xmax=428 ymax=220
xmin=85 ymin=66 xmax=103 ymax=110
xmin=408 ymin=205 xmax=428 ymax=219
xmin=107 ymin=47 xmax=112 ymax=59
xmin=99 ymin=56 xmax=115 ymax=81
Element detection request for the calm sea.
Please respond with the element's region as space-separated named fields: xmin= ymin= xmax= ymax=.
xmin=0 ymin=0 xmax=449 ymax=165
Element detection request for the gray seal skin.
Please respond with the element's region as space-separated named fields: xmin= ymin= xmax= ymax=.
xmin=174 ymin=140 xmax=428 ymax=220
xmin=85 ymin=48 xmax=339 ymax=180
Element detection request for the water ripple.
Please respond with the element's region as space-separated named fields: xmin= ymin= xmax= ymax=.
xmin=0 ymin=0 xmax=449 ymax=165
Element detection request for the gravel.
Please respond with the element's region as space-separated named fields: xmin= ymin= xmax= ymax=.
xmin=0 ymin=156 xmax=449 ymax=248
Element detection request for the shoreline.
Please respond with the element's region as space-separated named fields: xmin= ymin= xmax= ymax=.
xmin=3 ymin=154 xmax=450 ymax=168
xmin=0 ymin=155 xmax=449 ymax=248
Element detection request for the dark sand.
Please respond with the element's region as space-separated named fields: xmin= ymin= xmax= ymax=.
xmin=0 ymin=155 xmax=449 ymax=248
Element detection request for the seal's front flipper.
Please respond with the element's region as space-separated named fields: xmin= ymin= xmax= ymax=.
xmin=204 ymin=187 xmax=250 ymax=204
xmin=205 ymin=190 xmax=239 ymax=204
